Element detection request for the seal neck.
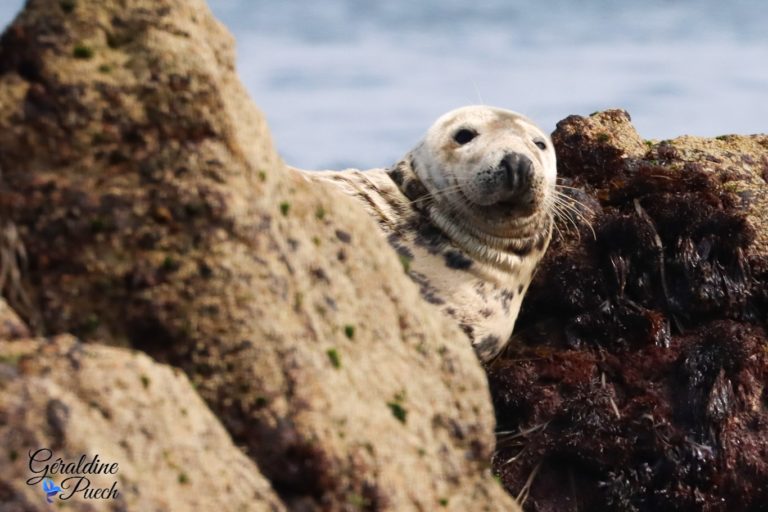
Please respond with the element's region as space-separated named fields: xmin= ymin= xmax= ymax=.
xmin=430 ymin=207 xmax=552 ymax=271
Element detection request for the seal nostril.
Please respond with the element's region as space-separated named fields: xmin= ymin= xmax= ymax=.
xmin=500 ymin=152 xmax=533 ymax=191
xmin=499 ymin=157 xmax=512 ymax=184
xmin=519 ymin=155 xmax=533 ymax=182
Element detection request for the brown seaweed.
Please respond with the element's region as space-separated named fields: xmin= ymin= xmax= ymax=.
xmin=490 ymin=112 xmax=768 ymax=511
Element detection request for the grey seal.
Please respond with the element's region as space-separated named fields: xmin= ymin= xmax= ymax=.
xmin=301 ymin=106 xmax=556 ymax=362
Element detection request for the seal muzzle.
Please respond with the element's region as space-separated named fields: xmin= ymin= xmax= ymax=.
xmin=500 ymin=152 xmax=533 ymax=195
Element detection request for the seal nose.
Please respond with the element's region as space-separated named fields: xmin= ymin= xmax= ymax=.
xmin=500 ymin=152 xmax=533 ymax=192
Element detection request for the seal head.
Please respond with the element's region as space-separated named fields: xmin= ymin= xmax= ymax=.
xmin=411 ymin=106 xmax=556 ymax=243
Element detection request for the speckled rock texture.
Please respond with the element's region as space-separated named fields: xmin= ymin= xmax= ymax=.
xmin=0 ymin=335 xmax=285 ymax=512
xmin=491 ymin=110 xmax=768 ymax=511
xmin=0 ymin=1 xmax=516 ymax=511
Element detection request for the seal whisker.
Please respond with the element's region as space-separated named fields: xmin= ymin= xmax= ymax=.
xmin=546 ymin=195 xmax=580 ymax=234
xmin=549 ymin=199 xmax=586 ymax=242
xmin=554 ymin=190 xmax=591 ymax=209
xmin=553 ymin=188 xmax=595 ymax=214
xmin=551 ymin=206 xmax=582 ymax=241
xmin=550 ymin=213 xmax=566 ymax=242
xmin=554 ymin=183 xmax=587 ymax=191
xmin=551 ymin=192 xmax=596 ymax=239
xmin=554 ymin=205 xmax=587 ymax=242
xmin=551 ymin=196 xmax=588 ymax=227
xmin=555 ymin=202 xmax=595 ymax=240
xmin=405 ymin=185 xmax=464 ymax=207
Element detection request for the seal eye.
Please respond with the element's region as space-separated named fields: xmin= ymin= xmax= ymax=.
xmin=533 ymin=138 xmax=547 ymax=150
xmin=453 ymin=129 xmax=478 ymax=145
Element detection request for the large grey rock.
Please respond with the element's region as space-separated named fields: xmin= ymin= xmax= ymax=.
xmin=0 ymin=1 xmax=517 ymax=510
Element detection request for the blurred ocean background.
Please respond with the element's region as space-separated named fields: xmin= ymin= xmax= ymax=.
xmin=1 ymin=0 xmax=767 ymax=169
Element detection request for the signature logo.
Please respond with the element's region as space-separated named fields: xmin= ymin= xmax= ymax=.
xmin=26 ymin=448 xmax=120 ymax=503
xmin=41 ymin=478 xmax=62 ymax=504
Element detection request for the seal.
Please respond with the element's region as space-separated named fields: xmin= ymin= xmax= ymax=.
xmin=301 ymin=106 xmax=556 ymax=362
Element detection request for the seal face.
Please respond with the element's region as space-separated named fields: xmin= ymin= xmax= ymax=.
xmin=412 ymin=106 xmax=556 ymax=241
xmin=302 ymin=106 xmax=556 ymax=362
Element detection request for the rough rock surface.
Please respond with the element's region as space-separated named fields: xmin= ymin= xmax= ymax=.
xmin=0 ymin=1 xmax=516 ymax=511
xmin=490 ymin=110 xmax=768 ymax=511
xmin=0 ymin=298 xmax=30 ymax=340
xmin=0 ymin=334 xmax=285 ymax=512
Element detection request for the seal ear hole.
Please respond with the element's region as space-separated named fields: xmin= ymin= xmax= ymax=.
xmin=533 ymin=138 xmax=547 ymax=150
xmin=454 ymin=128 xmax=478 ymax=145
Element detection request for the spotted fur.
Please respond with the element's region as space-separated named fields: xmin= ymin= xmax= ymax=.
xmin=298 ymin=106 xmax=555 ymax=362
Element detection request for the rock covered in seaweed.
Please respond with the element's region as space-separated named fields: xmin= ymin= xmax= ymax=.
xmin=491 ymin=110 xmax=768 ymax=511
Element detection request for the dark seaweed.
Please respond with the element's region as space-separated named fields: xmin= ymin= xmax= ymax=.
xmin=490 ymin=113 xmax=768 ymax=512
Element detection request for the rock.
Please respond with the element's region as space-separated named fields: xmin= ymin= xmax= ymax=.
xmin=0 ymin=1 xmax=516 ymax=510
xmin=0 ymin=298 xmax=30 ymax=340
xmin=491 ymin=110 xmax=768 ymax=511
xmin=0 ymin=336 xmax=284 ymax=511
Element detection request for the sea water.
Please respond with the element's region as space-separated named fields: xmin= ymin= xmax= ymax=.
xmin=2 ymin=0 xmax=766 ymax=169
